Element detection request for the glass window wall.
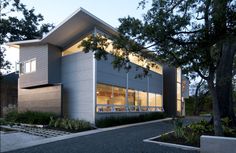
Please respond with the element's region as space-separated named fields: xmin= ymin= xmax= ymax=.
xmin=96 ymin=83 xmax=163 ymax=112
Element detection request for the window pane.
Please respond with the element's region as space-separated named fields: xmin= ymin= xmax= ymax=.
xmin=128 ymin=89 xmax=135 ymax=106
xmin=31 ymin=60 xmax=36 ymax=72
xmin=177 ymin=68 xmax=181 ymax=83
xmin=97 ymin=84 xmax=112 ymax=105
xmin=139 ymin=91 xmax=147 ymax=106
xmin=113 ymin=86 xmax=125 ymax=105
xmin=113 ymin=86 xmax=126 ymax=111
xmin=156 ymin=94 xmax=163 ymax=107
xmin=177 ymin=83 xmax=181 ymax=100
xmin=149 ymin=93 xmax=155 ymax=107
xmin=139 ymin=91 xmax=147 ymax=111
xmin=149 ymin=93 xmax=156 ymax=111
xmin=25 ymin=62 xmax=31 ymax=73
xmin=135 ymin=91 xmax=140 ymax=106
xmin=177 ymin=99 xmax=182 ymax=114
xmin=96 ymin=84 xmax=113 ymax=112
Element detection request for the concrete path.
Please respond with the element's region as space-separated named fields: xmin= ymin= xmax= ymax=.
xmin=3 ymin=117 xmax=205 ymax=153
xmin=0 ymin=132 xmax=44 ymax=152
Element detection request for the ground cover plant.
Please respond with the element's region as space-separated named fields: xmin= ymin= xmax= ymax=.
xmin=4 ymin=111 xmax=57 ymax=125
xmin=155 ymin=118 xmax=236 ymax=147
xmin=48 ymin=117 xmax=93 ymax=132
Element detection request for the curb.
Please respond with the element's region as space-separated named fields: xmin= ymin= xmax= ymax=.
xmin=143 ymin=131 xmax=200 ymax=151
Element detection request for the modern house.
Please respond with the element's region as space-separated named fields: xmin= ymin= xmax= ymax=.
xmin=8 ymin=8 xmax=188 ymax=123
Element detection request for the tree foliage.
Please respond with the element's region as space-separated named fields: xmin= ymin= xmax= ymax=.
xmin=81 ymin=0 xmax=236 ymax=136
xmin=0 ymin=0 xmax=54 ymax=76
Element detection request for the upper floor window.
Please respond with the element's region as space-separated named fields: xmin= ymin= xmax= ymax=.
xmin=18 ymin=59 xmax=36 ymax=74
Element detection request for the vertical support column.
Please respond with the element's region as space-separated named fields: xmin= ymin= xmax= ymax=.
xmin=125 ymin=62 xmax=129 ymax=112
xmin=92 ymin=27 xmax=97 ymax=124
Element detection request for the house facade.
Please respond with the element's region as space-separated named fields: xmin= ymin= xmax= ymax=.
xmin=8 ymin=8 xmax=187 ymax=123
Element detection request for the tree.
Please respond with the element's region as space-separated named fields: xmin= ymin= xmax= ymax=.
xmin=0 ymin=0 xmax=53 ymax=76
xmin=81 ymin=0 xmax=236 ymax=136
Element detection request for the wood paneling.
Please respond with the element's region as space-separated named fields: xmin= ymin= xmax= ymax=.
xmin=18 ymin=85 xmax=62 ymax=115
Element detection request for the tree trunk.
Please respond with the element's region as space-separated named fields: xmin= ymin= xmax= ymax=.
xmin=216 ymin=38 xmax=236 ymax=124
xmin=208 ymin=79 xmax=223 ymax=136
xmin=194 ymin=79 xmax=204 ymax=115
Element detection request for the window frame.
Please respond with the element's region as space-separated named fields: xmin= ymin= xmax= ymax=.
xmin=19 ymin=58 xmax=37 ymax=75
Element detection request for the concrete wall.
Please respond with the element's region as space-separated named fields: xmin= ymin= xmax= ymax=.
xmin=18 ymin=85 xmax=62 ymax=115
xmin=61 ymin=52 xmax=94 ymax=123
xmin=200 ymin=135 xmax=236 ymax=153
xmin=19 ymin=45 xmax=49 ymax=88
xmin=97 ymin=55 xmax=163 ymax=94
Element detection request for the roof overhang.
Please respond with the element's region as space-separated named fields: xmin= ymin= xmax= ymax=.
xmin=7 ymin=8 xmax=118 ymax=49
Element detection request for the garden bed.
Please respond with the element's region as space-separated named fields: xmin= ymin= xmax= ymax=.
xmin=151 ymin=118 xmax=236 ymax=148
xmin=1 ymin=111 xmax=94 ymax=133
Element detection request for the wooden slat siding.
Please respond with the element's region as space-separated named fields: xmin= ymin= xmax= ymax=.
xmin=18 ymin=85 xmax=62 ymax=114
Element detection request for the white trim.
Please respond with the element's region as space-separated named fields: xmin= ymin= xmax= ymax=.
xmin=143 ymin=132 xmax=200 ymax=151
xmin=92 ymin=27 xmax=98 ymax=124
xmin=6 ymin=39 xmax=41 ymax=47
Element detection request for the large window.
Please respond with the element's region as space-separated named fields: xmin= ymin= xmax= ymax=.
xmin=19 ymin=59 xmax=36 ymax=74
xmin=96 ymin=83 xmax=163 ymax=112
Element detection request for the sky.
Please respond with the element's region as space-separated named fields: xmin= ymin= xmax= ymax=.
xmin=5 ymin=0 xmax=151 ymax=72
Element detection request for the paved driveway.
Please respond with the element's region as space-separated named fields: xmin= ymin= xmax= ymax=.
xmin=5 ymin=117 xmax=203 ymax=153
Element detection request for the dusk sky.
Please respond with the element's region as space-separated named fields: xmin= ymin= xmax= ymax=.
xmin=5 ymin=0 xmax=151 ymax=72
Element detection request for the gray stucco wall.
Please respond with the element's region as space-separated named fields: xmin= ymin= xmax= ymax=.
xmin=19 ymin=45 xmax=49 ymax=88
xmin=48 ymin=44 xmax=61 ymax=84
xmin=97 ymin=55 xmax=163 ymax=94
xmin=61 ymin=52 xmax=94 ymax=123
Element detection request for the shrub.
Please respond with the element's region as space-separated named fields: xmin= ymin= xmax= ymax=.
xmin=5 ymin=111 xmax=57 ymax=125
xmin=96 ymin=112 xmax=165 ymax=128
xmin=2 ymin=104 xmax=17 ymax=117
xmin=49 ymin=118 xmax=92 ymax=132
xmin=0 ymin=118 xmax=8 ymax=125
xmin=173 ymin=119 xmax=184 ymax=138
xmin=221 ymin=117 xmax=236 ymax=136
xmin=5 ymin=110 xmax=18 ymax=122
xmin=188 ymin=120 xmax=213 ymax=134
